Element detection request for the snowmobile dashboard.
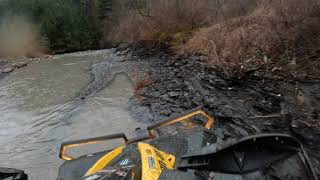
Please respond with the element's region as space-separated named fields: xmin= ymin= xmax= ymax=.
xmin=178 ymin=133 xmax=318 ymax=180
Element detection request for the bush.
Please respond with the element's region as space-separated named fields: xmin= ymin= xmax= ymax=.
xmin=179 ymin=0 xmax=320 ymax=76
xmin=108 ymin=0 xmax=319 ymax=77
xmin=108 ymin=0 xmax=259 ymax=45
xmin=108 ymin=0 xmax=215 ymax=44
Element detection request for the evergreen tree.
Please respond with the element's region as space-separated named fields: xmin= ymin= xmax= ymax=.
xmin=0 ymin=0 xmax=114 ymax=52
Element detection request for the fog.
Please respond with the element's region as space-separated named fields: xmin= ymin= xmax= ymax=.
xmin=0 ymin=15 xmax=44 ymax=58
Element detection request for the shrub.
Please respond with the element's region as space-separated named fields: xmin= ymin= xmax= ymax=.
xmin=179 ymin=0 xmax=320 ymax=76
xmin=108 ymin=0 xmax=216 ymax=45
xmin=108 ymin=0 xmax=261 ymax=44
xmin=108 ymin=0 xmax=319 ymax=77
xmin=133 ymin=78 xmax=154 ymax=99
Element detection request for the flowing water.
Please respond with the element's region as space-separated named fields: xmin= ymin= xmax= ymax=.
xmin=0 ymin=50 xmax=143 ymax=179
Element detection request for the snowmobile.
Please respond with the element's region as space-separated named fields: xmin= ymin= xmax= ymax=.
xmin=57 ymin=107 xmax=318 ymax=180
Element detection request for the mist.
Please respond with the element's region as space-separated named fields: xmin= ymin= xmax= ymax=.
xmin=0 ymin=15 xmax=44 ymax=58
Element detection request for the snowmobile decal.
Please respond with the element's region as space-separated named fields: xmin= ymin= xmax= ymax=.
xmin=138 ymin=143 xmax=175 ymax=180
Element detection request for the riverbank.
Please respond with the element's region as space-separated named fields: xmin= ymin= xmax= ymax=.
xmin=1 ymin=47 xmax=319 ymax=152
xmin=0 ymin=59 xmax=30 ymax=79
xmin=0 ymin=55 xmax=54 ymax=79
xmin=0 ymin=45 xmax=319 ymax=177
xmin=114 ymin=45 xmax=320 ymax=175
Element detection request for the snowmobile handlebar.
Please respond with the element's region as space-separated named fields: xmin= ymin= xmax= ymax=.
xmin=59 ymin=133 xmax=128 ymax=161
xmin=147 ymin=106 xmax=214 ymax=138
xmin=59 ymin=106 xmax=215 ymax=161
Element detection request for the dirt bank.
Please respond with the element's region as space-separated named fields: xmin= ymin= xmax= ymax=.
xmin=116 ymin=46 xmax=320 ymax=175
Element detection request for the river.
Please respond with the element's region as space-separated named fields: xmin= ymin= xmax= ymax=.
xmin=0 ymin=49 xmax=143 ymax=179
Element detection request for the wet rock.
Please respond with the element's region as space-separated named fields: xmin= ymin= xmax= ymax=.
xmin=229 ymin=124 xmax=249 ymax=136
xmin=122 ymin=46 xmax=319 ymax=173
xmin=116 ymin=43 xmax=131 ymax=52
xmin=13 ymin=62 xmax=28 ymax=68
xmin=291 ymin=119 xmax=320 ymax=146
xmin=3 ymin=67 xmax=14 ymax=73
xmin=0 ymin=60 xmax=31 ymax=78
xmin=168 ymin=91 xmax=179 ymax=97
xmin=137 ymin=51 xmax=306 ymax=123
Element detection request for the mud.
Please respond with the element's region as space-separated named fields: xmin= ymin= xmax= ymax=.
xmin=113 ymin=46 xmax=320 ymax=176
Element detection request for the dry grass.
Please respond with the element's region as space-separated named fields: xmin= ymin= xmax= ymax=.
xmin=107 ymin=0 xmax=216 ymax=44
xmin=107 ymin=0 xmax=319 ymax=77
xmin=133 ymin=78 xmax=154 ymax=99
xmin=0 ymin=15 xmax=45 ymax=58
xmin=179 ymin=0 xmax=320 ymax=76
xmin=107 ymin=0 xmax=260 ymax=45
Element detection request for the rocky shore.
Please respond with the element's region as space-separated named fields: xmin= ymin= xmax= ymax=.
xmin=114 ymin=46 xmax=320 ymax=175
xmin=0 ymin=59 xmax=30 ymax=79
